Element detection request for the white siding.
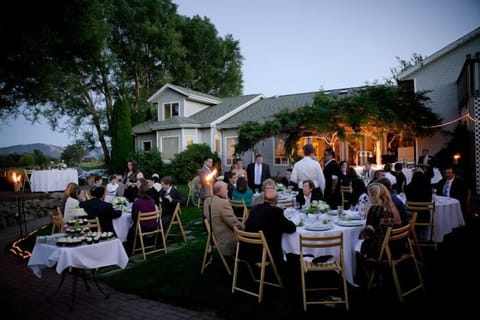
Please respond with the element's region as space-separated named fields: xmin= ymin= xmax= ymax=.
xmin=184 ymin=100 xmax=209 ymax=117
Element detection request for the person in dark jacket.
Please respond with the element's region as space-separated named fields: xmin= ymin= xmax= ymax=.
xmin=244 ymin=186 xmax=296 ymax=269
xmin=80 ymin=186 xmax=122 ymax=234
xmin=158 ymin=176 xmax=185 ymax=228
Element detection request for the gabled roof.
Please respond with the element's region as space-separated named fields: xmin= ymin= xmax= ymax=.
xmin=398 ymin=26 xmax=480 ymax=79
xmin=147 ymin=83 xmax=222 ymax=105
xmin=132 ymin=117 xmax=201 ymax=134
xmin=190 ymin=94 xmax=262 ymax=126
xmin=217 ymin=86 xmax=365 ymax=128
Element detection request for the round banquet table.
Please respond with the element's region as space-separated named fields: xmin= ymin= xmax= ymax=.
xmin=282 ymin=212 xmax=365 ymax=286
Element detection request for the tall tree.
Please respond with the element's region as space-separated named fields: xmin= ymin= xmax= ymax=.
xmin=61 ymin=143 xmax=86 ymax=166
xmin=0 ymin=0 xmax=243 ymax=168
xmin=111 ymin=95 xmax=133 ymax=174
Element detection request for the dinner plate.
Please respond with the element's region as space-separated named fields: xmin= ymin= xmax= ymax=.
xmin=327 ymin=210 xmax=338 ymax=216
xmin=305 ymin=224 xmax=332 ymax=231
xmin=335 ymin=220 xmax=364 ymax=227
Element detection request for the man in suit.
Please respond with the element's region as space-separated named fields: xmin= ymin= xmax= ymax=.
xmin=79 ymin=186 xmax=122 ymax=234
xmin=323 ymin=148 xmax=342 ymax=209
xmin=244 ymin=186 xmax=296 ymax=268
xmin=418 ymin=148 xmax=437 ymax=180
xmin=158 ymin=176 xmax=185 ymax=228
xmin=436 ymin=167 xmax=467 ymax=216
xmin=203 ymin=181 xmax=244 ymax=257
xmin=247 ymin=154 xmax=271 ymax=192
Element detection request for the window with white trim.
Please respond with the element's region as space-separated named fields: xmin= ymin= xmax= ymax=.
xmin=162 ymin=137 xmax=179 ymax=160
xmin=163 ymin=102 xmax=179 ymax=119
xmin=226 ymin=137 xmax=238 ymax=166
xmin=274 ymin=136 xmax=289 ymax=165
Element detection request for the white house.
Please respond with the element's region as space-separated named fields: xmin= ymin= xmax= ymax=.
xmin=398 ymin=26 xmax=480 ymax=195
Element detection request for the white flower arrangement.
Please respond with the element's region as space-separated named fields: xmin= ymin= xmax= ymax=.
xmin=305 ymin=200 xmax=330 ymax=214
xmin=112 ymin=197 xmax=129 ymax=207
xmin=275 ymin=183 xmax=285 ymax=191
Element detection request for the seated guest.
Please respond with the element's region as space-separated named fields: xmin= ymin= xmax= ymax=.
xmin=383 ymin=163 xmax=397 ymax=187
xmin=105 ymin=175 xmax=119 ymax=203
xmin=357 ymin=183 xmax=402 ymax=259
xmin=279 ymin=168 xmax=296 ymax=190
xmin=231 ymin=158 xmax=247 ymax=182
xmin=251 ymin=178 xmax=277 ymax=207
xmin=224 ymin=171 xmax=236 ymax=199
xmin=203 ymin=181 xmax=244 ymax=257
xmin=64 ymin=183 xmax=82 ymax=221
xmin=244 ymin=185 xmax=296 ymax=272
xmin=131 ymin=179 xmax=158 ymax=231
xmin=436 ymin=167 xmax=467 ymax=216
xmin=345 ymin=167 xmax=367 ymax=208
xmin=295 ymin=179 xmax=322 ymax=208
xmin=405 ymin=169 xmax=432 ymax=202
xmin=94 ymin=175 xmax=103 ymax=187
xmin=377 ymin=178 xmax=408 ymax=226
xmin=147 ymin=173 xmax=162 ymax=206
xmin=158 ymin=176 xmax=185 ymax=228
xmin=232 ymin=176 xmax=254 ymax=208
xmin=61 ymin=182 xmax=78 ymax=215
xmin=393 ymin=162 xmax=407 ymax=194
xmin=339 ymin=161 xmax=350 ymax=186
xmin=80 ymin=186 xmax=122 ymax=234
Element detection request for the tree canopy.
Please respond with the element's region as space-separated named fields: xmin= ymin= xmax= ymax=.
xmin=236 ymin=85 xmax=442 ymax=162
xmin=0 ymin=0 xmax=243 ymax=168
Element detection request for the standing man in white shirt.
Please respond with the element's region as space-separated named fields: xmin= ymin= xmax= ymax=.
xmin=290 ymin=144 xmax=325 ymax=198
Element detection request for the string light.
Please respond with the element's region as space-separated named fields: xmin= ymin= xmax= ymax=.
xmin=423 ymin=112 xmax=480 ymax=128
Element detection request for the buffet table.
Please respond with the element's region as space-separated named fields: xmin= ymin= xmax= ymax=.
xmin=30 ymin=169 xmax=79 ymax=192
xmin=28 ymin=238 xmax=129 ymax=278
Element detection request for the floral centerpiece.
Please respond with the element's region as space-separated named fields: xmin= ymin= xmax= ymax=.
xmin=275 ymin=183 xmax=285 ymax=192
xmin=305 ymin=200 xmax=330 ymax=214
xmin=112 ymin=196 xmax=129 ymax=211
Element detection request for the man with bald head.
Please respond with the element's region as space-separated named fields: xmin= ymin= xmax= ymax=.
xmin=204 ymin=181 xmax=244 ymax=256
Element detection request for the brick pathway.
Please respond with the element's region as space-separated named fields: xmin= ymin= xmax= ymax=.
xmin=0 ymin=217 xmax=219 ymax=320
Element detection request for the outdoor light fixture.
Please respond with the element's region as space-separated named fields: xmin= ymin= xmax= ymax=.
xmin=453 ymin=153 xmax=461 ymax=165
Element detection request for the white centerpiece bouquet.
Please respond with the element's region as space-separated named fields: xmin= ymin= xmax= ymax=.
xmin=305 ymin=200 xmax=330 ymax=214
xmin=275 ymin=183 xmax=285 ymax=192
xmin=112 ymin=196 xmax=129 ymax=212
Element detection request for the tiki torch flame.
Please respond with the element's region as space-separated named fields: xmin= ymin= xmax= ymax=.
xmin=206 ymin=168 xmax=217 ymax=184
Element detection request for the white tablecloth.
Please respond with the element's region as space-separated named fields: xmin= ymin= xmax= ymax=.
xmin=30 ymin=169 xmax=79 ymax=192
xmin=28 ymin=238 xmax=129 ymax=278
xmin=397 ymin=194 xmax=465 ymax=242
xmin=282 ymin=217 xmax=364 ymax=286
xmin=113 ymin=212 xmax=134 ymax=242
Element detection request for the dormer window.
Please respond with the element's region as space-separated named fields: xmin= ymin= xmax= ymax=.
xmin=164 ymin=102 xmax=179 ymax=119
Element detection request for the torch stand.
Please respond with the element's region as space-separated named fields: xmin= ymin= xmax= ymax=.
xmin=16 ymin=191 xmax=27 ymax=237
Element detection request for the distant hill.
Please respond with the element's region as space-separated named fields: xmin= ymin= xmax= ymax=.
xmin=0 ymin=143 xmax=64 ymax=158
xmin=0 ymin=143 xmax=103 ymax=159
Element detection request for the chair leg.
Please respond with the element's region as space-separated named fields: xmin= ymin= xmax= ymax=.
xmin=201 ymin=237 xmax=212 ymax=274
xmin=391 ymin=263 xmax=404 ymax=303
xmin=342 ymin=270 xmax=349 ymax=311
xmin=300 ymin=263 xmax=307 ymax=312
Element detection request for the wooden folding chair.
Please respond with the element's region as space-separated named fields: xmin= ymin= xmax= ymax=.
xmin=51 ymin=211 xmax=65 ymax=234
xmin=299 ymin=232 xmax=349 ymax=311
xmin=200 ymin=218 xmax=232 ymax=275
xmin=165 ymin=203 xmax=187 ymax=242
xmin=406 ymin=201 xmax=436 ymax=254
xmin=231 ymin=228 xmax=284 ymax=303
xmin=22 ymin=169 xmax=32 ymax=192
xmin=340 ymin=185 xmax=351 ymax=208
xmin=87 ymin=217 xmax=102 ymax=233
xmin=229 ymin=199 xmax=249 ymax=222
xmin=367 ymin=214 xmax=425 ymax=303
xmin=132 ymin=209 xmax=167 ymax=260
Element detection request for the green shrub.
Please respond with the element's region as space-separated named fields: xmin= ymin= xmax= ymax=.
xmin=169 ymin=144 xmax=220 ymax=184
xmin=128 ymin=149 xmax=163 ymax=178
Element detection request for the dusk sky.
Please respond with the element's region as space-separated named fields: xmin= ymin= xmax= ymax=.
xmin=1 ymin=0 xmax=479 ymax=148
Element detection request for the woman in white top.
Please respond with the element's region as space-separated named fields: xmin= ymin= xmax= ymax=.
xmin=64 ymin=184 xmax=82 ymax=221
